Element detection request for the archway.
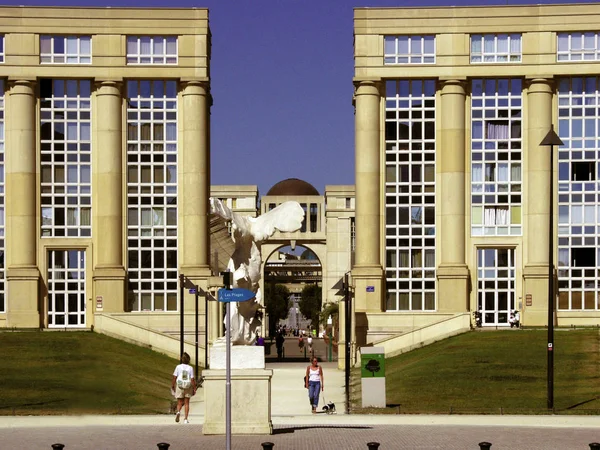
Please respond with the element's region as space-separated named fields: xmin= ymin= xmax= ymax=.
xmin=262 ymin=244 xmax=334 ymax=362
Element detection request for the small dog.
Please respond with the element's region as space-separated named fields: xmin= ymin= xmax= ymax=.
xmin=322 ymin=401 xmax=336 ymax=414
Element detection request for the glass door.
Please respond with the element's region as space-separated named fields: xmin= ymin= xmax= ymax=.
xmin=477 ymin=248 xmax=515 ymax=327
xmin=48 ymin=250 xmax=86 ymax=328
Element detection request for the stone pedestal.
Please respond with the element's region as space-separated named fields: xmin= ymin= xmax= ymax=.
xmin=203 ymin=345 xmax=273 ymax=435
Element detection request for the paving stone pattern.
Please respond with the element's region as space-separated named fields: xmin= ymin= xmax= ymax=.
xmin=1 ymin=424 xmax=599 ymax=450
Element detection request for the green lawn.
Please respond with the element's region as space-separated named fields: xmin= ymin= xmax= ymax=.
xmin=0 ymin=331 xmax=178 ymax=415
xmin=351 ymin=329 xmax=600 ymax=415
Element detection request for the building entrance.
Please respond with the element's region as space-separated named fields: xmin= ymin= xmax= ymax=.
xmin=47 ymin=249 xmax=86 ymax=328
xmin=477 ymin=248 xmax=516 ymax=327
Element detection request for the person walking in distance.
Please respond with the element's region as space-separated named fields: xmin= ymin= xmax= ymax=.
xmin=172 ymin=352 xmax=197 ymax=424
xmin=305 ymin=357 xmax=324 ymax=414
xmin=276 ymin=331 xmax=285 ymax=360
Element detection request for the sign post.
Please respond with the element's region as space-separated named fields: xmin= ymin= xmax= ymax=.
xmin=178 ymin=274 xmax=196 ymax=359
xmin=194 ymin=285 xmax=199 ymax=385
xmin=218 ymin=271 xmax=256 ymax=450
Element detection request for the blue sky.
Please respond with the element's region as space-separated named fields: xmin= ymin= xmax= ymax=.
xmin=3 ymin=0 xmax=598 ymax=195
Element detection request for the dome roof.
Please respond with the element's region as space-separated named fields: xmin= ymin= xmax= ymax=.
xmin=266 ymin=178 xmax=320 ymax=196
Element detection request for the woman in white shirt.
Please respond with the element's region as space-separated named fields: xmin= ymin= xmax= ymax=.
xmin=171 ymin=352 xmax=197 ymax=424
xmin=305 ymin=357 xmax=324 ymax=413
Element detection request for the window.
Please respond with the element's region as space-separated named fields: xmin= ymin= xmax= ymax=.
xmin=40 ymin=36 xmax=91 ymax=64
xmin=127 ymin=80 xmax=179 ymax=312
xmin=471 ymin=34 xmax=521 ymax=63
xmin=0 ymin=35 xmax=4 ymax=63
xmin=127 ymin=36 xmax=177 ymax=65
xmin=385 ymin=79 xmax=436 ymax=311
xmin=40 ymin=79 xmax=92 ymax=237
xmin=310 ymin=203 xmax=318 ymax=232
xmin=558 ymin=32 xmax=600 ymax=62
xmin=471 ymin=78 xmax=523 ymax=236
xmin=384 ymin=35 xmax=435 ymax=65
xmin=557 ymin=77 xmax=600 ymax=312
xmin=300 ymin=204 xmax=308 ymax=232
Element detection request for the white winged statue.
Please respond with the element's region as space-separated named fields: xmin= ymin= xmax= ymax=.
xmin=210 ymin=198 xmax=305 ymax=345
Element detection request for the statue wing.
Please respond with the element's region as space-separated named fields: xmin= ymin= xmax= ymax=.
xmin=210 ymin=197 xmax=248 ymax=233
xmin=250 ymin=201 xmax=305 ymax=241
xmin=210 ymin=197 xmax=233 ymax=221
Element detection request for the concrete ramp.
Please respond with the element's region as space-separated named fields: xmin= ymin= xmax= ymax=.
xmin=94 ymin=313 xmax=205 ymax=365
xmin=371 ymin=313 xmax=471 ymax=359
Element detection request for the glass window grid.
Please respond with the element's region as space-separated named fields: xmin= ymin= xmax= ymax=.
xmin=126 ymin=80 xmax=178 ymax=312
xmin=477 ymin=248 xmax=516 ymax=326
xmin=126 ymin=36 xmax=178 ymax=65
xmin=384 ymin=79 xmax=436 ymax=311
xmin=471 ymin=78 xmax=523 ymax=236
xmin=557 ymin=32 xmax=600 ymax=62
xmin=40 ymin=79 xmax=92 ymax=238
xmin=0 ymin=81 xmax=4 ymax=312
xmin=557 ymin=76 xmax=600 ymax=311
xmin=384 ymin=35 xmax=435 ymax=65
xmin=47 ymin=250 xmax=86 ymax=327
xmin=40 ymin=35 xmax=91 ymax=64
xmin=470 ymin=34 xmax=522 ymax=64
xmin=0 ymin=35 xmax=4 ymax=63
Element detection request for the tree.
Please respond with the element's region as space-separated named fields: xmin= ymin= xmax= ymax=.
xmin=264 ymin=283 xmax=291 ymax=337
xmin=319 ymin=302 xmax=338 ymax=328
xmin=365 ymin=359 xmax=381 ymax=377
xmin=299 ymin=284 xmax=322 ymax=328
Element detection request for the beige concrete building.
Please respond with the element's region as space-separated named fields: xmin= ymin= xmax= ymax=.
xmin=353 ymin=3 xmax=600 ymax=349
xmin=10 ymin=3 xmax=600 ymax=371
xmin=0 ymin=7 xmax=212 ymax=338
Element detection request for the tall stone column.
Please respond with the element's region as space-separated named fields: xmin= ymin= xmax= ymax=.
xmin=352 ymin=80 xmax=383 ymax=346
xmin=437 ymin=79 xmax=469 ymax=313
xmin=6 ymin=80 xmax=40 ymax=327
xmin=93 ymin=81 xmax=126 ymax=313
xmin=180 ymin=81 xmax=214 ymax=348
xmin=523 ymin=78 xmax=554 ymax=325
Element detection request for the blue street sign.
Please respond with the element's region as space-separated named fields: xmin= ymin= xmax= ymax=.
xmin=218 ymin=288 xmax=256 ymax=303
xmin=366 ymin=286 xmax=375 ymax=292
xmin=189 ymin=288 xmax=196 ymax=294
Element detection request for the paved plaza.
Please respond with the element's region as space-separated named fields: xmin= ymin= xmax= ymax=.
xmin=1 ymin=417 xmax=599 ymax=450
xmin=1 ymin=357 xmax=599 ymax=449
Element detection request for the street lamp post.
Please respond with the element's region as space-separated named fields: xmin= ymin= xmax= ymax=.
xmin=540 ymin=124 xmax=564 ymax=411
xmin=343 ymin=272 xmax=352 ymax=414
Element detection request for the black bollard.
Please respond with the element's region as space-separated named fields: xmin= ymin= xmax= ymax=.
xmin=157 ymin=443 xmax=170 ymax=450
xmin=261 ymin=442 xmax=275 ymax=450
xmin=590 ymin=444 xmax=600 ymax=450
xmin=367 ymin=443 xmax=380 ymax=450
xmin=51 ymin=445 xmax=65 ymax=450
xmin=478 ymin=443 xmax=492 ymax=450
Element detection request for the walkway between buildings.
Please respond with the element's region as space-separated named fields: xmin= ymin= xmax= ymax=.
xmin=190 ymin=361 xmax=346 ymax=417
